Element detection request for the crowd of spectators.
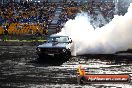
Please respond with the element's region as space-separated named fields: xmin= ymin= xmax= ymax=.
xmin=0 ymin=1 xmax=57 ymax=35
xmin=57 ymin=1 xmax=81 ymax=28
xmin=0 ymin=0 xmax=129 ymax=36
xmin=57 ymin=1 xmax=115 ymax=27
xmin=59 ymin=1 xmax=128 ymax=25
xmin=118 ymin=0 xmax=130 ymax=15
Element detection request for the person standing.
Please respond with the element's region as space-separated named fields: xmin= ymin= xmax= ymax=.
xmin=3 ymin=29 xmax=8 ymax=41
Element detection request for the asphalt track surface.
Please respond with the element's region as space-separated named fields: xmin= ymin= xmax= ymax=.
xmin=0 ymin=46 xmax=132 ymax=88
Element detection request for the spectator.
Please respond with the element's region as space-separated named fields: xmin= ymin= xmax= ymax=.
xmin=3 ymin=29 xmax=8 ymax=41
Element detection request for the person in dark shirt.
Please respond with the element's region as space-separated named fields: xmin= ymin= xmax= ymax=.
xmin=3 ymin=29 xmax=8 ymax=41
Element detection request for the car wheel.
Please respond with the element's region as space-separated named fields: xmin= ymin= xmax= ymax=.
xmin=65 ymin=51 xmax=71 ymax=58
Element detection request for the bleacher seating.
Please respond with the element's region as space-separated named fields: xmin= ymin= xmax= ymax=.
xmin=0 ymin=1 xmax=116 ymax=35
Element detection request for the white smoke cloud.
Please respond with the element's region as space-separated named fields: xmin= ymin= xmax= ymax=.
xmin=56 ymin=3 xmax=132 ymax=55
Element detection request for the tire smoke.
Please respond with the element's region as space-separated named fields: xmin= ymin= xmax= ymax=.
xmin=56 ymin=4 xmax=132 ymax=55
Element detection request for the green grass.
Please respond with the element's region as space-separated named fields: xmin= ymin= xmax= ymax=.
xmin=4 ymin=39 xmax=47 ymax=42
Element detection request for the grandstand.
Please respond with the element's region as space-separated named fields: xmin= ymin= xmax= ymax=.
xmin=0 ymin=0 xmax=129 ymax=37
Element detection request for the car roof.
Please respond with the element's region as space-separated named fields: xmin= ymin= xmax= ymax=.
xmin=50 ymin=35 xmax=69 ymax=37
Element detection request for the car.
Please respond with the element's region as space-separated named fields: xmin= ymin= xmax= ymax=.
xmin=36 ymin=35 xmax=74 ymax=61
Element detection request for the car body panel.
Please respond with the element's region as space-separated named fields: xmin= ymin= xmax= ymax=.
xmin=38 ymin=43 xmax=68 ymax=48
xmin=36 ymin=35 xmax=73 ymax=58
